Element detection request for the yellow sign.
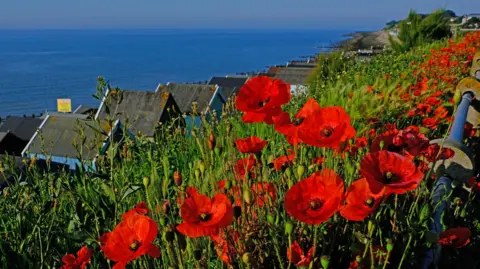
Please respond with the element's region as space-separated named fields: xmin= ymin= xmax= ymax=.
xmin=57 ymin=99 xmax=72 ymax=113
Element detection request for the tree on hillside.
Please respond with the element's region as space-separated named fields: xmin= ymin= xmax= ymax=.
xmin=389 ymin=9 xmax=451 ymax=52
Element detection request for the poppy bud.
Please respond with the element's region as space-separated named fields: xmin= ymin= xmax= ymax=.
xmin=242 ymin=253 xmax=251 ymax=264
xmin=297 ymin=165 xmax=306 ymax=179
xmin=198 ymin=161 xmax=206 ymax=176
xmin=386 ymin=239 xmax=394 ymax=252
xmin=267 ymin=155 xmax=274 ymax=164
xmin=162 ymin=200 xmax=171 ymax=215
xmin=287 ymin=178 xmax=294 ymax=188
xmin=165 ymin=231 xmax=175 ymax=242
xmin=233 ymin=206 xmax=242 ymax=219
xmin=193 ymin=249 xmax=202 ymax=261
xmin=285 ymin=167 xmax=292 ymax=179
xmin=174 ymin=170 xmax=182 ymax=186
xmin=267 ymin=214 xmax=275 ymax=224
xmin=226 ymin=122 xmax=232 ymax=135
xmin=214 ymin=147 xmax=220 ymax=156
xmin=208 ymin=134 xmax=216 ymax=150
xmin=460 ymin=207 xmax=467 ymax=218
xmin=379 ymin=140 xmax=385 ymax=150
xmin=321 ymin=255 xmax=330 ymax=269
xmin=224 ymin=180 xmax=232 ymax=190
xmin=143 ymin=176 xmax=150 ymax=188
xmin=194 ymin=169 xmax=200 ymax=180
xmin=453 ymin=89 xmax=461 ymax=105
xmin=159 ymin=218 xmax=167 ymax=226
xmin=285 ymin=221 xmax=293 ymax=235
xmin=368 ymin=220 xmax=375 ymax=234
xmin=419 ymin=204 xmax=430 ymax=223
xmin=243 ymin=188 xmax=253 ymax=204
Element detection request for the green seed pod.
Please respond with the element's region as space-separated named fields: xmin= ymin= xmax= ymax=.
xmin=379 ymin=140 xmax=385 ymax=150
xmin=386 ymin=239 xmax=394 ymax=252
xmin=419 ymin=204 xmax=430 ymax=223
xmin=285 ymin=167 xmax=292 ymax=179
xmin=321 ymin=255 xmax=330 ymax=269
xmin=288 ymin=178 xmax=294 ymax=188
xmin=267 ymin=155 xmax=274 ymax=164
xmin=143 ymin=176 xmax=150 ymax=188
xmin=243 ymin=188 xmax=253 ymax=204
xmin=242 ymin=253 xmax=251 ymax=264
xmin=368 ymin=220 xmax=375 ymax=234
xmin=224 ymin=180 xmax=232 ymax=190
xmin=214 ymin=147 xmax=220 ymax=156
xmin=460 ymin=206 xmax=467 ymax=218
xmin=297 ymin=165 xmax=306 ymax=179
xmin=159 ymin=218 xmax=167 ymax=226
xmin=284 ymin=222 xmax=294 ymax=235
xmin=198 ymin=161 xmax=206 ymax=175
xmin=194 ymin=169 xmax=200 ymax=180
xmin=453 ymin=89 xmax=462 ymax=105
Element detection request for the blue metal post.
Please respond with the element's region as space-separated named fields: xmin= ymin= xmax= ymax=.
xmin=421 ymin=92 xmax=474 ymax=269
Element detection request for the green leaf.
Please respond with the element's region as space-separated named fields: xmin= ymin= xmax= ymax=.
xmin=121 ymin=185 xmax=143 ymax=201
xmin=101 ymin=183 xmax=115 ymax=202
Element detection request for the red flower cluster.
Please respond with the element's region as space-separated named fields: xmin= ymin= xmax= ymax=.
xmin=287 ymin=241 xmax=314 ymax=267
xmin=61 ymin=246 xmax=93 ymax=269
xmin=235 ymin=136 xmax=268 ymax=154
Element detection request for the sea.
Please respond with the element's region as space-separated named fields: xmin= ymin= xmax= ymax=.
xmin=0 ymin=29 xmax=349 ymax=117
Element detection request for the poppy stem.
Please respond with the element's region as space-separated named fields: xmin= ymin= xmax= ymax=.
xmin=369 ymin=244 xmax=375 ymax=269
xmin=287 ymin=234 xmax=292 ymax=269
xmin=397 ymin=234 xmax=412 ymax=269
xmin=382 ymin=250 xmax=391 ymax=269
xmin=309 ymin=226 xmax=318 ymax=269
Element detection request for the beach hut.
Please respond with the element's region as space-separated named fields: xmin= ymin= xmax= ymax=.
xmin=0 ymin=131 xmax=28 ymax=156
xmin=0 ymin=116 xmax=43 ymax=142
xmin=155 ymin=83 xmax=226 ymax=132
xmin=207 ymin=76 xmax=249 ymax=100
xmin=22 ymin=114 xmax=132 ymax=171
xmin=274 ymin=67 xmax=314 ymax=95
xmin=73 ymin=105 xmax=98 ymax=117
xmin=95 ymin=89 xmax=182 ymax=139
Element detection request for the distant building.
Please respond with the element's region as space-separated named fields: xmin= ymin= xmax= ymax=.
xmin=155 ymin=83 xmax=227 ymax=131
xmin=95 ymin=89 xmax=182 ymax=139
xmin=22 ymin=114 xmax=131 ymax=171
xmin=274 ymin=67 xmax=314 ymax=95
xmin=287 ymin=61 xmax=317 ymax=68
xmin=73 ymin=105 xmax=98 ymax=117
xmin=207 ymin=76 xmax=249 ymax=100
xmin=0 ymin=132 xmax=27 ymax=156
xmin=463 ymin=14 xmax=480 ymax=24
xmin=0 ymin=116 xmax=43 ymax=142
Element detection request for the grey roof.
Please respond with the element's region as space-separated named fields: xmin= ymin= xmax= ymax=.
xmin=0 ymin=116 xmax=42 ymax=141
xmin=40 ymin=112 xmax=89 ymax=120
xmin=73 ymin=105 xmax=98 ymax=116
xmin=156 ymin=83 xmax=222 ymax=114
xmin=0 ymin=131 xmax=27 ymax=156
xmin=0 ymin=132 xmax=6 ymax=143
xmin=274 ymin=67 xmax=314 ymax=86
xmin=97 ymin=90 xmax=180 ymax=137
xmin=25 ymin=115 xmax=113 ymax=160
xmin=208 ymin=76 xmax=248 ymax=99
xmin=287 ymin=62 xmax=316 ymax=68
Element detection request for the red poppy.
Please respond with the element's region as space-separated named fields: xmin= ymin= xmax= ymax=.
xmin=340 ymin=178 xmax=384 ymax=221
xmin=312 ymin=156 xmax=325 ymax=166
xmin=426 ymin=96 xmax=441 ymax=106
xmin=424 ymin=144 xmax=455 ymax=162
xmin=464 ymin=122 xmax=477 ymax=137
xmin=122 ymin=202 xmax=149 ymax=220
xmin=210 ymin=230 xmax=241 ymax=264
xmin=355 ymin=137 xmax=368 ymax=148
xmin=368 ymin=128 xmax=376 ymax=139
xmin=251 ymin=182 xmax=276 ymax=207
xmin=360 ymin=151 xmax=424 ymax=195
xmin=61 ymin=246 xmax=93 ymax=269
xmin=236 ymin=76 xmax=291 ymax=124
xmin=434 ymin=106 xmax=448 ymax=120
xmin=297 ymin=104 xmax=356 ymax=149
xmin=407 ymin=110 xmax=416 ymax=118
xmin=217 ymin=180 xmax=241 ymax=206
xmin=271 ymin=150 xmax=296 ymax=171
xmin=422 ymin=117 xmax=439 ymax=129
xmin=273 ymin=98 xmax=322 ymax=145
xmin=370 ymin=129 xmax=400 ymax=153
xmin=416 ymin=104 xmax=432 ymax=116
xmin=100 ymin=215 xmax=161 ymax=269
xmin=284 ymin=169 xmax=345 ymax=224
xmin=287 ymin=241 xmax=314 ymax=267
xmin=467 ymin=177 xmax=480 ymax=192
xmin=393 ymin=126 xmax=429 ymax=156
xmin=235 ymin=136 xmax=267 ymax=154
xmin=234 ymin=154 xmax=258 ymax=179
xmin=439 ymin=228 xmax=471 ymax=248
xmin=177 ymin=188 xmax=233 ymax=238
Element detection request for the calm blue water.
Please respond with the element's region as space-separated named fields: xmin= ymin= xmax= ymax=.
xmin=0 ymin=29 xmax=348 ymax=117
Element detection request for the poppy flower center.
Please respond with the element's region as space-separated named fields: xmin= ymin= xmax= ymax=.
xmin=387 ymin=144 xmax=403 ymax=152
xmin=258 ymin=97 xmax=271 ymax=108
xmin=199 ymin=213 xmax=212 ymax=222
xmin=293 ymin=117 xmax=304 ymax=126
xmin=364 ymin=198 xmax=375 ymax=208
xmin=384 ymin=171 xmax=396 ymax=183
xmin=320 ymin=127 xmax=334 ymax=137
xmin=130 ymin=240 xmax=141 ymax=251
xmin=309 ymin=199 xmax=323 ymax=210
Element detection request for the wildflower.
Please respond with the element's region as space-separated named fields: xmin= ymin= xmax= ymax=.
xmin=434 ymin=106 xmax=448 ymax=120
xmin=370 ymin=129 xmax=400 ymax=153
xmin=100 ymin=215 xmax=161 ymax=269
xmin=360 ymin=151 xmax=424 ymax=195
xmin=287 ymin=241 xmax=314 ymax=267
xmin=210 ymin=230 xmax=242 ymax=264
xmin=236 ymin=76 xmax=291 ymax=124
xmin=424 ymin=144 xmax=455 ymax=162
xmin=251 ymin=182 xmax=276 ymax=207
xmin=235 ymin=136 xmax=267 ymax=154
xmin=416 ymin=104 xmax=432 ymax=116
xmin=422 ymin=117 xmax=439 ymax=129
xmin=122 ymin=202 xmax=149 ymax=220
xmin=284 ymin=169 xmax=344 ymax=224
xmin=393 ymin=126 xmax=429 ymax=156
xmin=61 ymin=246 xmax=93 ymax=269
xmin=340 ymin=178 xmax=384 ymax=221
xmin=177 ymin=187 xmax=233 ymax=238
xmin=297 ymin=103 xmax=356 ymax=149
xmin=271 ymin=150 xmax=296 ymax=171
xmin=439 ymin=228 xmax=471 ymax=248
xmin=234 ymin=154 xmax=259 ymax=179
xmin=273 ymin=98 xmax=321 ymax=145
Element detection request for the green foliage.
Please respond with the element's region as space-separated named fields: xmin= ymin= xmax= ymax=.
xmin=389 ymin=9 xmax=452 ymax=52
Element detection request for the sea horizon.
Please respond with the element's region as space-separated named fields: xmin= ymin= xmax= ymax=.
xmin=0 ymin=28 xmax=351 ymax=117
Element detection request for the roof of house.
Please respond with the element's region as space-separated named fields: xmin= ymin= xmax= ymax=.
xmin=0 ymin=131 xmax=28 ymax=156
xmin=73 ymin=105 xmax=98 ymax=116
xmin=40 ymin=112 xmax=89 ymax=120
xmin=0 ymin=116 xmax=43 ymax=141
xmin=24 ymin=115 xmax=116 ymax=160
xmin=0 ymin=132 xmax=7 ymax=143
xmin=156 ymin=83 xmax=222 ymax=114
xmin=274 ymin=67 xmax=314 ymax=86
xmin=96 ymin=90 xmax=180 ymax=137
xmin=287 ymin=62 xmax=317 ymax=68
xmin=207 ymin=76 xmax=248 ymax=99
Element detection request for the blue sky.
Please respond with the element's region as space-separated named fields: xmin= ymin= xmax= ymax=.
xmin=0 ymin=0 xmax=478 ymax=29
